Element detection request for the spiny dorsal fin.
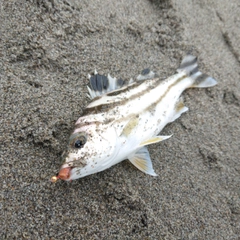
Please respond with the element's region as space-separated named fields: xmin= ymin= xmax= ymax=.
xmin=128 ymin=147 xmax=157 ymax=176
xmin=87 ymin=71 xmax=126 ymax=99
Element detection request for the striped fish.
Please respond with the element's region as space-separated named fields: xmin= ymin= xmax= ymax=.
xmin=51 ymin=55 xmax=217 ymax=182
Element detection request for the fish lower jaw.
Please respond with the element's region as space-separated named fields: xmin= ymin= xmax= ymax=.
xmin=51 ymin=166 xmax=72 ymax=182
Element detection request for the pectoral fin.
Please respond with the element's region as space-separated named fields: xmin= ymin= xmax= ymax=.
xmin=139 ymin=135 xmax=172 ymax=147
xmin=128 ymin=147 xmax=157 ymax=176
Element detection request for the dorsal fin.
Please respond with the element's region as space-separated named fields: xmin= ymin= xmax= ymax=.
xmin=87 ymin=71 xmax=126 ymax=99
xmin=137 ymin=68 xmax=156 ymax=81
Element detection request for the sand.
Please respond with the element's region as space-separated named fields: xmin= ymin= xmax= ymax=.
xmin=1 ymin=0 xmax=239 ymax=239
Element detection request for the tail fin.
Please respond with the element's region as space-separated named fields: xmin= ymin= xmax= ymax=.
xmin=177 ymin=55 xmax=217 ymax=88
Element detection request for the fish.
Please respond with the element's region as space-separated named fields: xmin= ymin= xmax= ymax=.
xmin=51 ymin=55 xmax=217 ymax=182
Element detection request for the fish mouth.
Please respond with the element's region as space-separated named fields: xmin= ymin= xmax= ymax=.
xmin=51 ymin=166 xmax=72 ymax=182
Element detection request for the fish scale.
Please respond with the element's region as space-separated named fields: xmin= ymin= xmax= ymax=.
xmin=51 ymin=55 xmax=217 ymax=182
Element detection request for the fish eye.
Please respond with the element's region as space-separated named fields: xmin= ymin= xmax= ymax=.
xmin=74 ymin=137 xmax=86 ymax=148
xmin=69 ymin=133 xmax=87 ymax=149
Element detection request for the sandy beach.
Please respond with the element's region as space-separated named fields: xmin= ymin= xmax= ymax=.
xmin=1 ymin=0 xmax=239 ymax=239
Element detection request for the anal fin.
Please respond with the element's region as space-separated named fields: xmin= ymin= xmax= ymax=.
xmin=170 ymin=97 xmax=188 ymax=123
xmin=128 ymin=147 xmax=157 ymax=176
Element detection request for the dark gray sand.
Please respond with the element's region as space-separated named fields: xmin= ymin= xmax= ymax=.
xmin=1 ymin=0 xmax=240 ymax=239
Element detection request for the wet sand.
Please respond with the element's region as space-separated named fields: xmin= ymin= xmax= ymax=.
xmin=1 ymin=0 xmax=239 ymax=239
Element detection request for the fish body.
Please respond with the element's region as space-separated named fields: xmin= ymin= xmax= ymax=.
xmin=51 ymin=55 xmax=217 ymax=182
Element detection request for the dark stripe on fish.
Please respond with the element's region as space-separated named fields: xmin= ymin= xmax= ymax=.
xmin=112 ymin=73 xmax=185 ymax=126
xmin=75 ymin=118 xmax=114 ymax=130
xmin=82 ymin=79 xmax=160 ymax=116
xmin=82 ymin=103 xmax=114 ymax=116
xmin=74 ymin=121 xmax=102 ymax=129
xmin=82 ymin=74 xmax=186 ymax=118
xmin=144 ymin=75 xmax=187 ymax=113
xmin=106 ymin=81 xmax=141 ymax=97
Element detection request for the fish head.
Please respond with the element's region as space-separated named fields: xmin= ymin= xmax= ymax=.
xmin=51 ymin=123 xmax=119 ymax=182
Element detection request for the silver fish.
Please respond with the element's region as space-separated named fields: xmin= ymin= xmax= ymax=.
xmin=51 ymin=55 xmax=217 ymax=182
